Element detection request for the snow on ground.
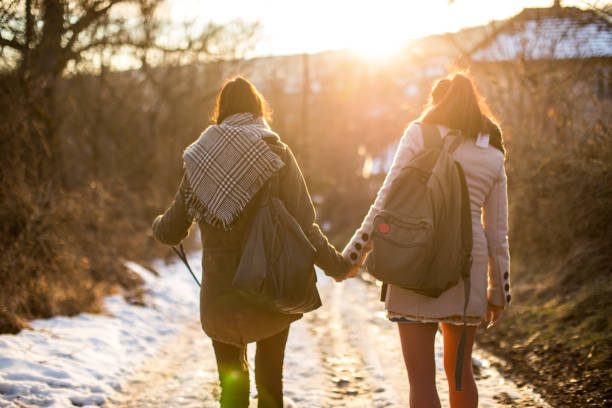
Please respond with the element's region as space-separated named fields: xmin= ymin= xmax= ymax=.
xmin=1 ymin=254 xmax=549 ymax=407
xmin=0 ymin=256 xmax=200 ymax=408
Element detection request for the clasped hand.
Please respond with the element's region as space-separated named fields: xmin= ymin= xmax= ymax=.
xmin=334 ymin=241 xmax=372 ymax=282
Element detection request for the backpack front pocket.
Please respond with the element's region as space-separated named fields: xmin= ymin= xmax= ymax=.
xmin=369 ymin=213 xmax=434 ymax=290
xmin=373 ymin=213 xmax=432 ymax=247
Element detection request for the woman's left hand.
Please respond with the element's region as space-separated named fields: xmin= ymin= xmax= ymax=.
xmin=485 ymin=302 xmax=504 ymax=329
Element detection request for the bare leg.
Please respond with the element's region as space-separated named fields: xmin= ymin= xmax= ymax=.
xmin=441 ymin=323 xmax=478 ymax=408
xmin=397 ymin=322 xmax=441 ymax=408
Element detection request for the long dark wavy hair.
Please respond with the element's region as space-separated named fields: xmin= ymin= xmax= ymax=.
xmin=423 ymin=73 xmax=505 ymax=154
xmin=212 ymin=76 xmax=271 ymax=125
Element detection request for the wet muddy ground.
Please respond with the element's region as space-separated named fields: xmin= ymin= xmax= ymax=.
xmin=107 ymin=274 xmax=549 ymax=407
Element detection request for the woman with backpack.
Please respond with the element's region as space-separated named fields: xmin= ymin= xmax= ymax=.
xmin=152 ymin=76 xmax=351 ymax=408
xmin=343 ymin=73 xmax=510 ymax=408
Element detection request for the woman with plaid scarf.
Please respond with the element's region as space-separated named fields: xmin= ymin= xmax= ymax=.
xmin=152 ymin=76 xmax=352 ymax=407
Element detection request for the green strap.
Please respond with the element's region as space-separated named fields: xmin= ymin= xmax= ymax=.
xmin=380 ymin=283 xmax=388 ymax=302
xmin=454 ymin=277 xmax=471 ymax=391
xmin=417 ymin=122 xmax=472 ymax=391
xmin=454 ymin=161 xmax=473 ymax=391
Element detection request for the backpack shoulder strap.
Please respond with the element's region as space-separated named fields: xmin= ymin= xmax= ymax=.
xmin=446 ymin=130 xmax=464 ymax=154
xmin=417 ymin=122 xmax=443 ymax=149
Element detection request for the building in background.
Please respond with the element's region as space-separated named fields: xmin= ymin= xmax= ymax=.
xmin=469 ymin=3 xmax=611 ymax=141
xmin=363 ymin=3 xmax=612 ymax=177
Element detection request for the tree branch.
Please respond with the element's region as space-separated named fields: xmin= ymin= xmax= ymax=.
xmin=64 ymin=0 xmax=126 ymax=51
xmin=0 ymin=35 xmax=24 ymax=51
xmin=71 ymin=37 xmax=133 ymax=56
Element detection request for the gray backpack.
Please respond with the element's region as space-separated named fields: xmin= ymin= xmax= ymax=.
xmin=233 ymin=175 xmax=322 ymax=315
xmin=369 ymin=122 xmax=472 ymax=298
xmin=367 ymin=123 xmax=473 ymax=390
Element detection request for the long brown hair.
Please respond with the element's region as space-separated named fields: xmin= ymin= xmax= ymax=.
xmin=431 ymin=78 xmax=451 ymax=104
xmin=421 ymin=73 xmax=489 ymax=140
xmin=212 ymin=76 xmax=271 ymax=124
xmin=420 ymin=73 xmax=506 ymax=154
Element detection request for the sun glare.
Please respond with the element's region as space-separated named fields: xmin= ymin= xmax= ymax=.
xmin=347 ymin=34 xmax=404 ymax=60
xmin=168 ymin=0 xmax=562 ymax=58
xmin=341 ymin=5 xmax=456 ymax=61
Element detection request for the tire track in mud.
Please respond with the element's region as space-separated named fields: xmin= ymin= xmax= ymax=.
xmin=307 ymin=282 xmax=396 ymax=407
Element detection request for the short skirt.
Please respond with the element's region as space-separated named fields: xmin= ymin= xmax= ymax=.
xmin=387 ymin=311 xmax=481 ymax=326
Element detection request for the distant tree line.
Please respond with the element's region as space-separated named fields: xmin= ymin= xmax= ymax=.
xmin=0 ymin=0 xmax=259 ymax=332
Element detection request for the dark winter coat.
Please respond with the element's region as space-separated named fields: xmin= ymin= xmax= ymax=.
xmin=152 ymin=135 xmax=350 ymax=347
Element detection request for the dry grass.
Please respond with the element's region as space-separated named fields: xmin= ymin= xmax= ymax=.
xmin=477 ymin=122 xmax=612 ymax=406
xmin=0 ymin=179 xmax=160 ymax=333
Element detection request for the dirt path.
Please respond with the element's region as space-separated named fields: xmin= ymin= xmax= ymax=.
xmin=107 ymin=276 xmax=549 ymax=407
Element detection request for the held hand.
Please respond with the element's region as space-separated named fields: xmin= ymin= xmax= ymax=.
xmin=337 ymin=238 xmax=372 ymax=282
xmin=342 ymin=248 xmax=370 ymax=281
xmin=346 ymin=241 xmax=372 ymax=279
xmin=485 ymin=302 xmax=504 ymax=329
xmin=346 ymin=264 xmax=361 ymax=279
xmin=334 ymin=264 xmax=360 ymax=282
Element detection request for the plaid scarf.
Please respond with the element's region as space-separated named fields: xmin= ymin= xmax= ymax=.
xmin=183 ymin=113 xmax=285 ymax=230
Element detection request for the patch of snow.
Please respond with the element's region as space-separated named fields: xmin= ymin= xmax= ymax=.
xmin=0 ymin=256 xmax=200 ymax=408
xmin=1 ymin=255 xmax=549 ymax=407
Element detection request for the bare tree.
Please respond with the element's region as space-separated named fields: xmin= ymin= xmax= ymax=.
xmin=0 ymin=0 xmax=258 ymax=184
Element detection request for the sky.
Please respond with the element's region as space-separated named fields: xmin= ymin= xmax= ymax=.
xmin=165 ymin=0 xmax=593 ymax=58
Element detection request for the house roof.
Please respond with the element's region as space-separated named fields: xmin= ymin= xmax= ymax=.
xmin=471 ymin=6 xmax=612 ymax=61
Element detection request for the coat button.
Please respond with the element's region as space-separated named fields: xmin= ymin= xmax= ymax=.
xmin=350 ymin=252 xmax=358 ymax=260
xmin=355 ymin=243 xmax=362 ymax=250
xmin=504 ymin=284 xmax=510 ymax=291
xmin=362 ymin=233 xmax=369 ymax=241
xmin=504 ymin=272 xmax=509 ymax=280
xmin=506 ymin=294 xmax=511 ymax=303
